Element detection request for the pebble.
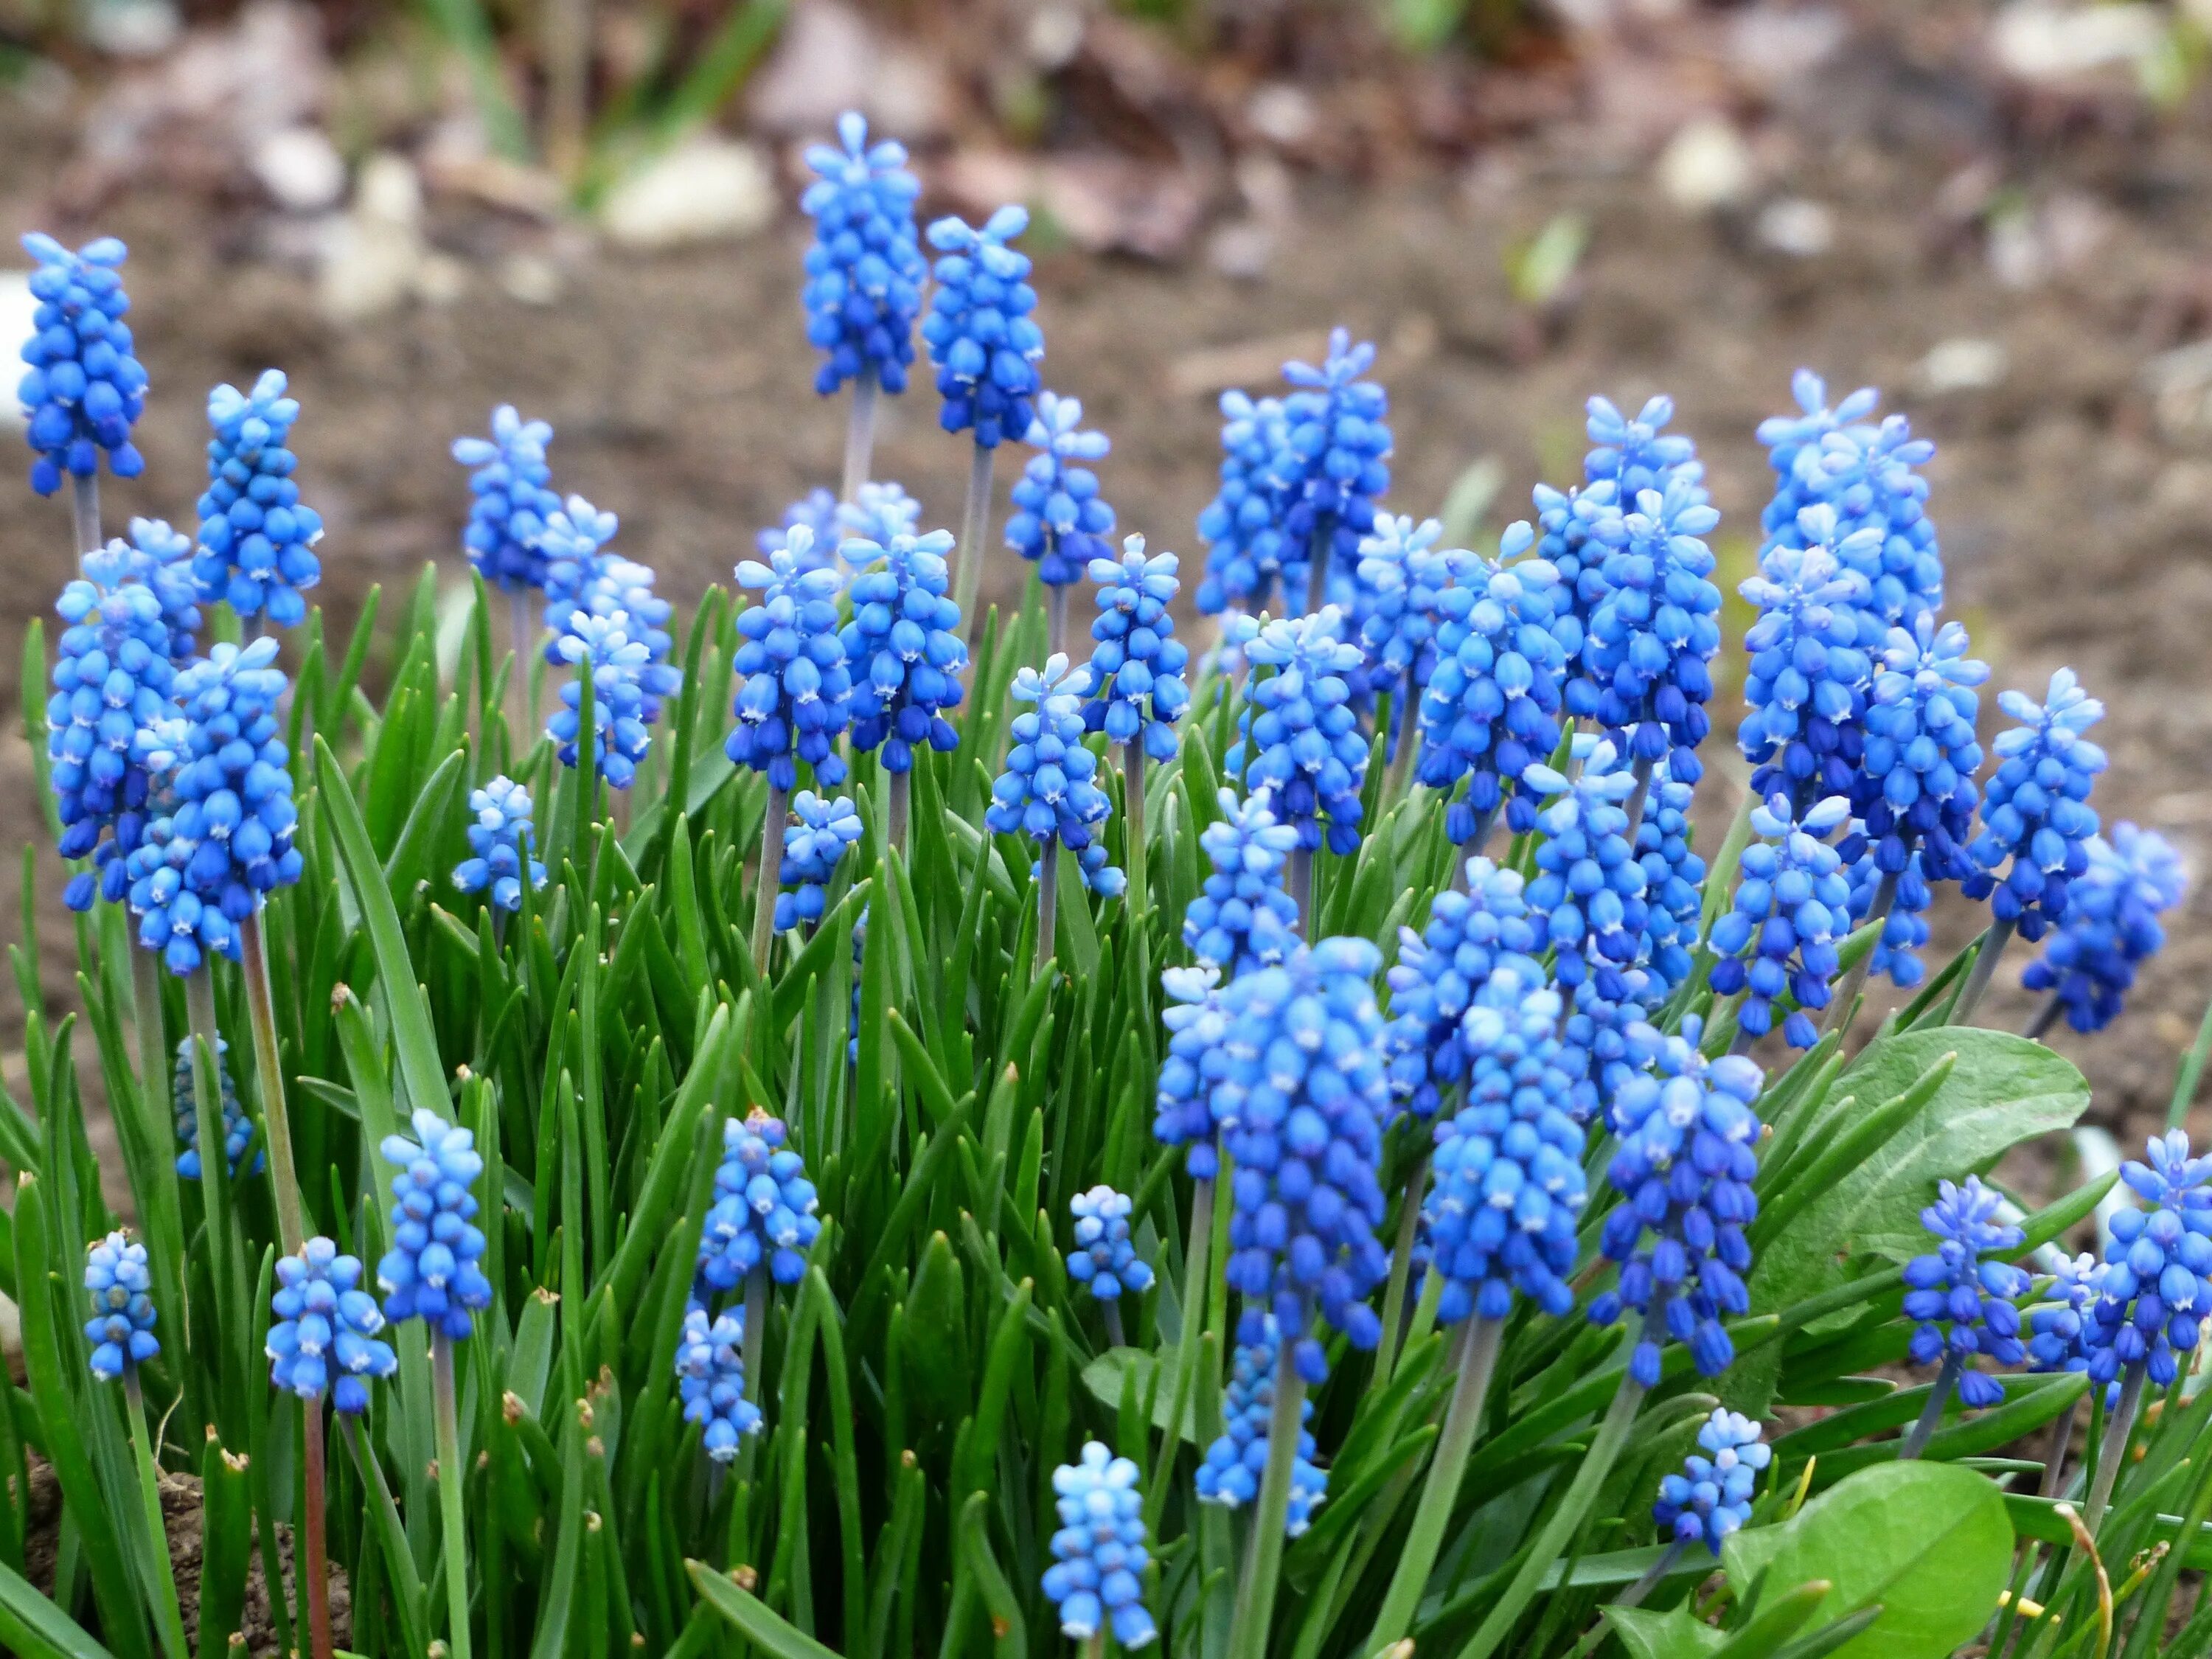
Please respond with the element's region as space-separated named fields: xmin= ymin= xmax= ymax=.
xmin=599 ymin=139 xmax=776 ymax=251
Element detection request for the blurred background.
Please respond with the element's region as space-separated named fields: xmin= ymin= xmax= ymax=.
xmin=1 ymin=0 xmax=2209 ymax=1166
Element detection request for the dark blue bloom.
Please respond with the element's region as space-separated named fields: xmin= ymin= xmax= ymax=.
xmin=698 ymin=1109 xmax=821 ymax=1291
xmin=800 ymin=112 xmax=925 ymax=397
xmin=1654 ymin=1409 xmax=1769 ymax=1557
xmin=1183 ymin=790 xmax=1301 ymax=975
xmin=1384 ymin=859 xmax=1545 ymax=1123
xmin=2023 ymin=824 xmax=2188 ymax=1033
xmin=452 ymin=406 xmax=558 ymax=591
xmin=1708 ymin=794 xmax=1854 ymax=1048
xmin=1005 ymin=392 xmax=1116 ymax=588
xmin=1424 ymin=964 xmax=1588 ymax=1321
xmin=1067 ymin=1186 xmax=1154 ymax=1304
xmin=1269 ymin=329 xmax=1391 ymax=608
xmin=174 ymin=1034 xmax=260 ymax=1181
xmin=1736 ymin=512 xmax=1881 ymax=814
xmin=2027 ymin=1251 xmax=2104 ymax=1385
xmin=1194 ymin=1315 xmax=1327 ymax=1535
xmin=193 ymin=370 xmax=323 ymax=627
xmin=1903 ymin=1175 xmax=2030 ymax=1409
xmin=677 ymin=1302 xmax=762 ymax=1461
xmin=1195 ymin=389 xmax=1295 ymax=616
xmin=922 ymin=206 xmax=1043 ymax=448
xmin=1082 ymin=535 xmax=1189 ymax=759
xmin=1228 ymin=608 xmax=1368 ymax=855
xmin=986 ymin=654 xmax=1125 ymax=898
xmin=549 ymin=611 xmax=655 ymax=789
xmin=1964 ymin=669 xmax=2107 ymax=942
xmin=728 ymin=530 xmax=853 ymax=791
xmin=1632 ymin=776 xmax=1706 ymax=999
xmin=1590 ymin=1018 xmax=1763 ymax=1384
xmin=377 ymin=1109 xmax=494 ymax=1339
xmin=453 ymin=776 xmax=546 ymax=913
xmin=1353 ymin=514 xmax=1453 ymax=706
xmin=776 ymin=791 xmax=863 ymax=933
xmin=1044 ymin=1442 xmax=1157 ymax=1647
xmin=1217 ymin=938 xmax=1392 ymax=1382
xmin=84 ymin=1231 xmax=158 ymax=1380
xmin=758 ymin=489 xmax=841 ymax=562
xmin=1521 ymin=738 xmax=1649 ymax=1002
xmin=18 ymin=232 xmax=146 ymax=496
xmin=839 ymin=528 xmax=965 ymax=773
xmin=2082 ymin=1131 xmax=2212 ymax=1388
xmin=268 ymin=1237 xmax=398 ymax=1415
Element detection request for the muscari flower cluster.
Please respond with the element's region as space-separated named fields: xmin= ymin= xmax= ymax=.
xmin=2023 ymin=824 xmax=2187 ymax=1033
xmin=1654 ymin=1409 xmax=1770 ymax=1557
xmin=801 ymin=112 xmax=925 ymax=397
xmin=1195 ymin=389 xmax=1295 ymax=614
xmin=1043 ymin=1443 xmax=1157 ymax=1647
xmin=677 ymin=1303 xmax=762 ymax=1461
xmin=1183 ymin=789 xmax=1300 ymax=975
xmin=2081 ymin=1130 xmax=2212 ymax=1388
xmin=1633 ymin=774 xmax=1706 ymax=998
xmin=1964 ymin=669 xmax=2108 ymax=942
xmin=1903 ymin=1175 xmax=2028 ymax=1410
xmin=986 ymin=655 xmax=1125 ymax=898
xmin=922 ymin=205 xmax=1043 ymax=448
xmin=193 ymin=370 xmax=322 ymax=627
xmin=85 ymin=1231 xmax=158 ymax=1381
xmin=1194 ymin=1315 xmax=1328 ymax=1534
xmin=175 ymin=1034 xmax=260 ymax=1181
xmin=1385 ymin=859 xmax=1543 ymax=1124
xmin=453 ymin=776 xmax=547 ymax=914
xmin=2027 ymin=1250 xmax=2104 ymax=1388
xmin=1520 ymin=740 xmax=1649 ymax=1003
xmin=453 ymin=405 xmax=559 ymax=591
xmin=377 ymin=1110 xmax=494 ymax=1339
xmin=1272 ymin=329 xmax=1391 ymax=605
xmin=1066 ymin=1186 xmax=1154 ymax=1305
xmin=698 ymin=1110 xmax=821 ymax=1292
xmin=540 ymin=494 xmax=622 ymax=638
xmin=1708 ymin=794 xmax=1854 ymax=1048
xmin=1591 ymin=1018 xmax=1762 ymax=1385
xmin=1083 ymin=535 xmax=1189 ymax=758
xmin=1532 ymin=394 xmax=1704 ymax=655
xmin=1229 ymin=608 xmax=1368 ymax=855
xmin=1736 ymin=513 xmax=1880 ymax=813
xmin=729 ymin=529 xmax=852 ymax=792
xmin=1352 ymin=514 xmax=1453 ymax=706
xmin=18 ymin=232 xmax=147 ymax=496
xmin=268 ymin=1237 xmax=399 ymax=1415
xmin=1006 ymin=392 xmax=1116 ymax=588
xmin=776 ymin=792 xmax=863 ymax=933
xmin=549 ymin=610 xmax=657 ymax=788
xmin=840 ymin=528 xmax=965 ymax=773
xmin=759 ymin=490 xmax=838 ymax=561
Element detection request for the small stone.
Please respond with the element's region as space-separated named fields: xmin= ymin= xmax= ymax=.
xmin=319 ymin=152 xmax=428 ymax=322
xmin=0 ymin=271 xmax=33 ymax=434
xmin=599 ymin=139 xmax=775 ymax=251
xmin=254 ymin=125 xmax=347 ymax=213
xmin=1656 ymin=116 xmax=1756 ymax=213
xmin=1990 ymin=2 xmax=2165 ymax=83
xmin=1248 ymin=83 xmax=1318 ymax=147
xmin=498 ymin=253 xmax=564 ymax=307
xmin=1206 ymin=220 xmax=1275 ymax=282
xmin=1917 ymin=338 xmax=2009 ymax=394
xmin=1026 ymin=2 xmax=1084 ymax=69
xmin=82 ymin=0 xmax=179 ymax=56
xmin=1754 ymin=197 xmax=1836 ymax=257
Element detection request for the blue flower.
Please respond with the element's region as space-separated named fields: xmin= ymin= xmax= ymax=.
xmin=1633 ymin=775 xmax=1707 ymax=999
xmin=1736 ymin=513 xmax=1881 ymax=813
xmin=1194 ymin=1315 xmax=1328 ymax=1534
xmin=1183 ymin=789 xmax=1301 ymax=974
xmin=1591 ymin=1018 xmax=1763 ymax=1385
xmin=2083 ymin=1131 xmax=2212 ymax=1388
xmin=1413 ymin=523 xmax=1571 ymax=841
xmin=922 ymin=205 xmax=1044 ymax=448
xmin=376 ymin=1110 xmax=494 ymax=1339
xmin=123 ymin=517 xmax=203 ymax=667
xmin=2027 ymin=1251 xmax=2104 ymax=1384
xmin=1068 ymin=1186 xmax=1154 ymax=1304
xmin=1353 ymin=514 xmax=1453 ymax=702
xmin=2023 ymin=824 xmax=2188 ymax=1033
xmin=540 ymin=494 xmax=622 ymax=639
xmin=1043 ymin=1442 xmax=1157 ymax=1648
xmin=698 ymin=1109 xmax=821 ymax=1291
xmin=49 ymin=539 xmax=178 ymax=911
xmin=453 ymin=776 xmax=547 ymax=913
xmin=1270 ymin=330 xmax=1391 ymax=605
xmin=1217 ymin=937 xmax=1392 ymax=1382
xmin=193 ymin=370 xmax=323 ymax=627
xmin=1228 ymin=607 xmax=1368 ymax=855
xmin=1155 ymin=964 xmax=1228 ymax=1174
xmin=776 ymin=792 xmax=863 ymax=933
xmin=729 ymin=531 xmax=853 ymax=792
xmin=757 ymin=489 xmax=841 ymax=563
xmin=1006 ymin=392 xmax=1116 ymax=587
xmin=1521 ymin=738 xmax=1649 ymax=1002
xmin=1195 ymin=390 xmax=1297 ymax=616
xmin=174 ymin=1034 xmax=260 ymax=1181
xmin=800 ymin=111 xmax=925 ymax=397
xmin=837 ymin=480 xmax=923 ymax=548
xmin=1385 ymin=859 xmax=1545 ymax=1122
xmin=568 ymin=556 xmax=681 ymax=720
xmin=676 ymin=1302 xmax=762 ymax=1461
xmin=1423 ymin=964 xmax=1589 ymax=1321
xmin=1654 ymin=1409 xmax=1769 ymax=1557
xmin=452 ymin=406 xmax=558 ymax=591
xmin=986 ymin=654 xmax=1125 ymax=899
xmin=84 ymin=1231 xmax=158 ymax=1380
xmin=268 ymin=1237 xmax=398 ymax=1415
xmin=549 ymin=611 xmax=655 ymax=789
xmin=1708 ymin=794 xmax=1854 ymax=1048
xmin=839 ymin=529 xmax=966 ymax=773
xmin=18 ymin=232 xmax=147 ymax=496
xmin=1964 ymin=669 xmax=2107 ymax=942
xmin=1082 ymin=535 xmax=1189 ymax=759
xmin=124 ymin=720 xmax=231 ymax=976
xmin=1902 ymin=1176 xmax=2030 ymax=1409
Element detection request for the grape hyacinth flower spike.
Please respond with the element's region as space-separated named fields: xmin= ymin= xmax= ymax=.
xmin=194 ymin=369 xmax=323 ymax=629
xmin=539 ymin=493 xmax=622 ymax=640
xmin=801 ymin=111 xmax=925 ymax=498
xmin=270 ymin=1235 xmax=397 ymax=1413
xmin=1082 ymin=533 xmax=1188 ymax=893
xmin=1066 ymin=1185 xmax=1153 ymax=1346
xmin=1353 ymin=513 xmax=1454 ymax=793
xmin=1272 ymin=327 xmax=1391 ymax=613
xmin=2023 ymin=823 xmax=2187 ymax=1037
xmin=1006 ymin=391 xmax=1116 ymax=654
xmin=1043 ymin=1442 xmax=1157 ymax=1649
xmin=1227 ymin=605 xmax=1368 ymax=923
xmin=676 ymin=1302 xmax=763 ymax=1462
xmin=1196 ymin=388 xmax=1295 ymax=618
xmin=1708 ymin=793 xmax=1854 ymax=1051
xmin=1182 ymin=787 xmax=1301 ymax=975
xmin=839 ymin=526 xmax=965 ymax=844
xmin=775 ymin=791 xmax=863 ymax=933
xmin=173 ymin=1033 xmax=260 ymax=1180
xmin=696 ymin=1107 xmax=821 ymax=1439
xmin=1615 ymin=1408 xmax=1772 ymax=1607
xmin=1898 ymin=1176 xmax=2029 ymax=1458
xmin=987 ymin=653 xmax=1125 ymax=972
xmin=18 ymin=232 xmax=147 ymax=552
xmin=1736 ymin=511 xmax=1880 ymax=815
xmin=549 ymin=608 xmax=655 ymax=790
xmin=452 ymin=776 xmax=548 ymax=917
xmin=759 ymin=489 xmax=841 ymax=566
xmin=453 ymin=405 xmax=559 ymax=672
xmin=1382 ymin=859 xmax=1545 ymax=1127
xmin=1520 ymin=737 xmax=1650 ymax=1007
xmin=1195 ymin=1315 xmax=1329 ymax=1537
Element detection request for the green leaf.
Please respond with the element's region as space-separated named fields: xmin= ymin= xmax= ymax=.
xmin=0 ymin=1560 xmax=114 ymax=1659
xmin=1720 ymin=1462 xmax=2011 ymax=1659
xmin=688 ymin=1562 xmax=845 ymax=1659
xmin=1602 ymin=1604 xmax=1726 ymax=1659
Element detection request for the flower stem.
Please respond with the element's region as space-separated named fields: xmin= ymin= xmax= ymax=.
xmin=1823 ymin=869 xmax=1897 ymax=1038
xmin=123 ymin=1371 xmax=189 ymax=1659
xmin=1102 ymin=1298 xmax=1127 ymax=1349
xmin=1899 ymin=1351 xmax=1962 ymax=1460
xmin=1384 ymin=671 xmax=1419 ymax=802
xmin=751 ymin=782 xmax=790 ymax=975
xmin=1304 ymin=523 xmax=1332 ymax=616
xmin=431 ymin=1332 xmax=474 ymax=1659
xmin=842 ymin=369 xmax=880 ymax=506
xmin=71 ymin=472 xmax=101 ymax=556
xmin=1036 ymin=846 xmax=1060 ymax=978
xmin=2085 ymin=1361 xmax=2147 ymax=1531
xmin=509 ymin=588 xmax=534 ymax=748
xmin=888 ymin=768 xmax=911 ymax=858
xmin=955 ymin=442 xmax=995 ymax=647
xmin=1144 ymin=1173 xmax=1214 ymax=1542
xmin=1952 ymin=915 xmax=2018 ymax=1027
xmin=1368 ymin=1316 xmax=1504 ymax=1654
xmin=1615 ymin=1537 xmax=1689 ymax=1612
xmin=1047 ymin=582 xmax=1070 ymax=664
xmin=300 ymin=1391 xmax=335 ymax=1659
xmin=1369 ymin=1150 xmax=1431 ymax=1388
xmin=1123 ymin=742 xmax=1147 ymax=922
xmin=1289 ymin=846 xmax=1313 ymax=939
xmin=738 ymin=1266 xmax=769 ymax=1489
xmin=2042 ymin=1396 xmax=2080 ymax=1498
xmin=1227 ymin=1336 xmax=1309 ymax=1659
xmin=2025 ymin=994 xmax=2063 ymax=1042
xmin=184 ymin=970 xmax=244 ymax=1324
xmin=241 ymin=908 xmax=307 ymax=1257
xmin=1623 ymin=753 xmax=1655 ymax=842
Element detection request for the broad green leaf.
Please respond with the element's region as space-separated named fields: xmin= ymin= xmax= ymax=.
xmin=689 ymin=1562 xmax=845 ymax=1659
xmin=1602 ymin=1604 xmax=1726 ymax=1659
